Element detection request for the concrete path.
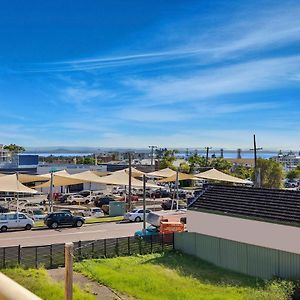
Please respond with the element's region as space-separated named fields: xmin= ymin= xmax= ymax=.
xmin=48 ymin=268 xmax=131 ymax=300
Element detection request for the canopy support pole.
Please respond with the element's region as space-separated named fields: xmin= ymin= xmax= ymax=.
xmin=49 ymin=172 xmax=54 ymax=213
xmin=142 ymin=174 xmax=146 ymax=233
xmin=16 ymin=172 xmax=19 ymax=214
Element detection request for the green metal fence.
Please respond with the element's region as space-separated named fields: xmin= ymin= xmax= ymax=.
xmin=174 ymin=232 xmax=300 ymax=280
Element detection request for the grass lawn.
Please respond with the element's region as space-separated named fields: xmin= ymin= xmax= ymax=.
xmin=74 ymin=252 xmax=293 ymax=300
xmin=2 ymin=268 xmax=96 ymax=300
xmin=34 ymin=216 xmax=124 ymax=227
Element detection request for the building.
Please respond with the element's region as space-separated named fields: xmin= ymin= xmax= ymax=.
xmin=271 ymin=151 xmax=300 ymax=171
xmin=0 ymin=149 xmax=39 ymax=174
xmin=175 ymin=185 xmax=300 ymax=279
xmin=0 ymin=144 xmax=10 ymax=163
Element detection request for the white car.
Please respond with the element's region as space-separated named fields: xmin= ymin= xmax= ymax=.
xmin=82 ymin=207 xmax=104 ymax=218
xmin=0 ymin=212 xmax=34 ymax=232
xmin=124 ymin=209 xmax=152 ymax=222
xmin=21 ymin=203 xmax=44 ymax=212
xmin=66 ymin=195 xmax=89 ymax=205
xmin=27 ymin=209 xmax=46 ymax=221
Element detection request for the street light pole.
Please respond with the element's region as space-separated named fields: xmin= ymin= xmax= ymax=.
xmin=205 ymin=147 xmax=212 ymax=166
xmin=250 ymin=134 xmax=263 ymax=188
xmin=128 ymin=152 xmax=132 ymax=211
xmin=148 ymin=145 xmax=157 ymax=168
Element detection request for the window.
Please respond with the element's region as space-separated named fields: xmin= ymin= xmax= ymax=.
xmin=0 ymin=214 xmax=7 ymax=221
xmin=18 ymin=214 xmax=27 ymax=219
xmin=7 ymin=214 xmax=17 ymax=220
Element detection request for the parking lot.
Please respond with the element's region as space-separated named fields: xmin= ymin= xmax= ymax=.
xmin=0 ymin=221 xmax=142 ymax=247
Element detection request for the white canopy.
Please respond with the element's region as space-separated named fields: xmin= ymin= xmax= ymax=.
xmin=70 ymin=170 xmax=108 ymax=182
xmin=18 ymin=173 xmax=49 ymax=184
xmin=147 ymin=168 xmax=177 ymax=178
xmin=158 ymin=172 xmax=199 ymax=183
xmin=0 ymin=174 xmax=37 ymax=193
xmin=195 ymin=168 xmax=252 ymax=184
xmin=34 ymin=171 xmax=88 ymax=188
xmin=114 ymin=167 xmax=145 ymax=177
xmin=96 ymin=171 xmax=159 ymax=188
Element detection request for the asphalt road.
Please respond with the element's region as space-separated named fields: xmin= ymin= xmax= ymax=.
xmin=0 ymin=222 xmax=143 ymax=247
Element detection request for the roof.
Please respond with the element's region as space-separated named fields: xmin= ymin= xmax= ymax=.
xmin=158 ymin=172 xmax=199 ymax=183
xmin=189 ymin=185 xmax=300 ymax=226
xmin=195 ymin=168 xmax=252 ymax=184
xmin=0 ymin=174 xmax=37 ymax=193
xmin=147 ymin=168 xmax=177 ymax=178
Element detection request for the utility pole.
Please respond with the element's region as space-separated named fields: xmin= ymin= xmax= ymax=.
xmin=149 ymin=145 xmax=157 ymax=168
xmin=49 ymin=172 xmax=54 ymax=212
xmin=250 ymin=134 xmax=263 ymax=188
xmin=142 ymin=174 xmax=146 ymax=233
xmin=128 ymin=152 xmax=132 ymax=211
xmin=205 ymin=147 xmax=212 ymax=166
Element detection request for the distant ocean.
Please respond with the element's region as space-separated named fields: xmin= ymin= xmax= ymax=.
xmin=26 ymin=151 xmax=277 ymax=159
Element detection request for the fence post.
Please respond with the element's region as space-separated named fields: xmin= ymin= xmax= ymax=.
xmin=3 ymin=247 xmax=6 ymax=268
xmin=150 ymin=235 xmax=153 ymax=253
xmin=104 ymin=239 xmax=107 ymax=257
xmin=65 ymin=242 xmax=73 ymax=300
xmin=91 ymin=241 xmax=95 ymax=258
xmin=172 ymin=232 xmax=175 ymax=250
xmin=139 ymin=238 xmax=142 ymax=255
xmin=35 ymin=247 xmax=38 ymax=268
xmin=50 ymin=244 xmax=53 ymax=268
xmin=18 ymin=245 xmax=21 ymax=265
xmin=161 ymin=234 xmax=164 ymax=252
xmin=115 ymin=238 xmax=119 ymax=256
xmin=127 ymin=236 xmax=130 ymax=255
xmin=78 ymin=240 xmax=82 ymax=261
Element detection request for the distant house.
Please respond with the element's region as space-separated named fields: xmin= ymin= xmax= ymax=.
xmin=187 ymin=185 xmax=300 ymax=254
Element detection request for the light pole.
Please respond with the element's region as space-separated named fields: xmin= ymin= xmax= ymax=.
xmin=205 ymin=147 xmax=212 ymax=166
xmin=148 ymin=145 xmax=157 ymax=168
xmin=250 ymin=134 xmax=263 ymax=188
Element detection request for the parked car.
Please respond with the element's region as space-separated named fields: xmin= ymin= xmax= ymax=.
xmin=44 ymin=212 xmax=85 ymax=229
xmin=82 ymin=207 xmax=104 ymax=217
xmin=124 ymin=209 xmax=152 ymax=222
xmin=66 ymin=195 xmax=89 ymax=205
xmin=94 ymin=195 xmax=115 ymax=208
xmin=134 ymin=225 xmax=159 ymax=237
xmin=118 ymin=195 xmax=139 ymax=202
xmin=27 ymin=209 xmax=46 ymax=221
xmin=0 ymin=205 xmax=9 ymax=213
xmin=0 ymin=212 xmax=34 ymax=232
xmin=21 ymin=202 xmax=44 ymax=212
xmin=161 ymin=200 xmax=186 ymax=210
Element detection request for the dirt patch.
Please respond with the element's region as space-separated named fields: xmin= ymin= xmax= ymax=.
xmin=48 ymin=268 xmax=132 ymax=300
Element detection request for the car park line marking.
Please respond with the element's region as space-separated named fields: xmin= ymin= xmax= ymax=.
xmin=0 ymin=229 xmax=107 ymax=241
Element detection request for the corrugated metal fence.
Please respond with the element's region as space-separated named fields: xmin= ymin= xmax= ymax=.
xmin=174 ymin=232 xmax=300 ymax=279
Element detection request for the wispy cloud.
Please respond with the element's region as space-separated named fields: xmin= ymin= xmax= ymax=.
xmin=125 ymin=55 xmax=300 ymax=104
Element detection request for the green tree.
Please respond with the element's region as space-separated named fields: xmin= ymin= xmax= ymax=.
xmin=253 ymin=158 xmax=284 ymax=189
xmin=231 ymin=165 xmax=253 ymax=179
xmin=188 ymin=154 xmax=206 ymax=172
xmin=159 ymin=149 xmax=178 ymax=169
xmin=179 ymin=162 xmax=190 ymax=174
xmin=4 ymin=144 xmax=25 ymax=153
xmin=286 ymin=169 xmax=300 ymax=180
xmin=209 ymin=158 xmax=233 ymax=172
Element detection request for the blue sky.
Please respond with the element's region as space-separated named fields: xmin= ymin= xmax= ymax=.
xmin=1 ymin=0 xmax=300 ymax=149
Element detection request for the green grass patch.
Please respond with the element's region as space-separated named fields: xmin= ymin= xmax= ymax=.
xmin=2 ymin=268 xmax=96 ymax=300
xmin=74 ymin=252 xmax=293 ymax=300
xmin=85 ymin=216 xmax=124 ymax=224
xmin=33 ymin=216 xmax=124 ymax=228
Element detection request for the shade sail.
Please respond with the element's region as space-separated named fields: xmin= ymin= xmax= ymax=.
xmin=18 ymin=174 xmax=49 ymax=184
xmin=0 ymin=174 xmax=37 ymax=193
xmin=34 ymin=173 xmax=87 ymax=188
xmin=96 ymin=171 xmax=159 ymax=188
xmin=41 ymin=169 xmax=70 ymax=179
xmin=70 ymin=170 xmax=108 ymax=183
xmin=195 ymin=168 xmax=252 ymax=184
xmin=147 ymin=168 xmax=177 ymax=178
xmin=158 ymin=172 xmax=199 ymax=183
xmin=114 ymin=167 xmax=145 ymax=177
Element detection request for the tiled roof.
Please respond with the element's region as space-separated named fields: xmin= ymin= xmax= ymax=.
xmin=189 ymin=185 xmax=300 ymax=226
